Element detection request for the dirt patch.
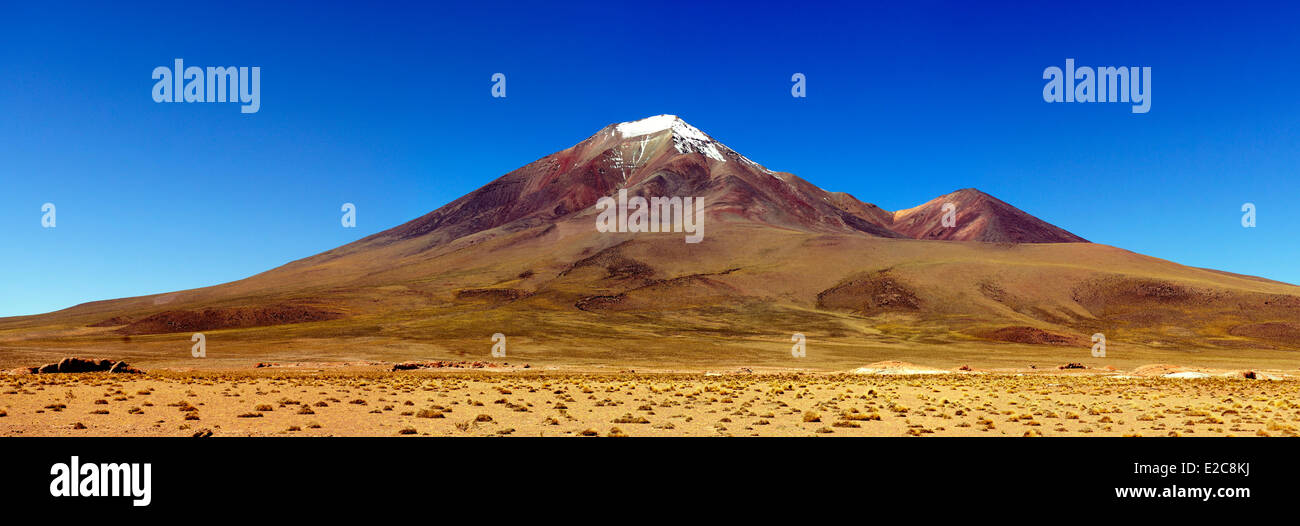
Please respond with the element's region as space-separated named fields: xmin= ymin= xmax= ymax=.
xmin=850 ymin=361 xmax=953 ymax=375
xmin=1071 ymin=276 xmax=1226 ymax=312
xmin=975 ymin=326 xmax=1087 ymax=346
xmin=605 ymin=260 xmax=655 ymax=280
xmin=817 ymin=271 xmax=921 ymax=315
xmin=117 ymin=304 xmax=345 ymax=335
xmin=252 ymin=361 xmax=386 ymax=370
xmin=1068 ymin=277 xmax=1300 ymax=348
xmin=1131 ymin=364 xmax=1190 ymax=377
xmin=559 ymin=242 xmax=655 ymax=281
xmin=630 ymin=274 xmax=740 ymax=298
xmin=87 ymin=316 xmax=132 ymax=327
xmin=575 ymin=294 xmax=625 ymax=312
xmin=1229 ymin=322 xmax=1300 ymax=344
xmin=978 ymin=280 xmax=1008 ymax=303
xmin=455 ymin=288 xmax=529 ymax=302
xmin=574 ymin=270 xmax=743 ymax=312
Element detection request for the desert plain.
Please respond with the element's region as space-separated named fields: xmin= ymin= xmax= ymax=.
xmin=3 ymin=360 xmax=1298 ymax=437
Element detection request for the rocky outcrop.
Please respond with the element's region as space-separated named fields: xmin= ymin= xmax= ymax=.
xmin=22 ymin=357 xmax=143 ymax=374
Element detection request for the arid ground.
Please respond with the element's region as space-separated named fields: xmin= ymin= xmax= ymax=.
xmin=4 ymin=363 xmax=1297 ymax=437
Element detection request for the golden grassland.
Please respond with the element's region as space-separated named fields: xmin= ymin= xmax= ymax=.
xmin=3 ymin=370 xmax=1298 ymax=437
xmin=4 ymin=226 xmax=1300 ymax=376
xmin=5 ymin=317 xmax=1299 ymax=376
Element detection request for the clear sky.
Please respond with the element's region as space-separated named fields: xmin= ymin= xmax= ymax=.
xmin=2 ymin=1 xmax=1298 ymax=316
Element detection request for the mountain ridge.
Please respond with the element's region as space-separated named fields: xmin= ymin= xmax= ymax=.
xmin=336 ymin=115 xmax=1087 ymax=256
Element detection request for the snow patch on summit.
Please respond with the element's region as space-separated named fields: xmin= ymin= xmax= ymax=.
xmin=615 ymin=115 xmax=727 ymax=163
xmin=615 ymin=115 xmax=680 ymax=137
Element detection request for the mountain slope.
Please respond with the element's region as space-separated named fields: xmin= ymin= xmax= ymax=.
xmin=1 ymin=115 xmax=1296 ymax=372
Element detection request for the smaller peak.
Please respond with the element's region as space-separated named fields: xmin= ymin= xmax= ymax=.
xmin=942 ymin=188 xmax=1002 ymax=203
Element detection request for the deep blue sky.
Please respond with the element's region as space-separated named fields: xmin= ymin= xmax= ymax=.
xmin=2 ymin=1 xmax=1298 ymax=316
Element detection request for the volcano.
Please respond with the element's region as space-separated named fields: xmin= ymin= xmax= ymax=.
xmin=339 ymin=115 xmax=1078 ymax=249
xmin=3 ymin=115 xmax=1299 ymax=371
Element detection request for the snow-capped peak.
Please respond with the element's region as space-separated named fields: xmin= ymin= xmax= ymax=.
xmin=614 ymin=115 xmax=726 ymax=162
xmin=615 ymin=114 xmax=682 ymax=137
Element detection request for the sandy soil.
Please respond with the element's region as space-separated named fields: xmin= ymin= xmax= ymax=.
xmin=3 ymin=364 xmax=1297 ymax=437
